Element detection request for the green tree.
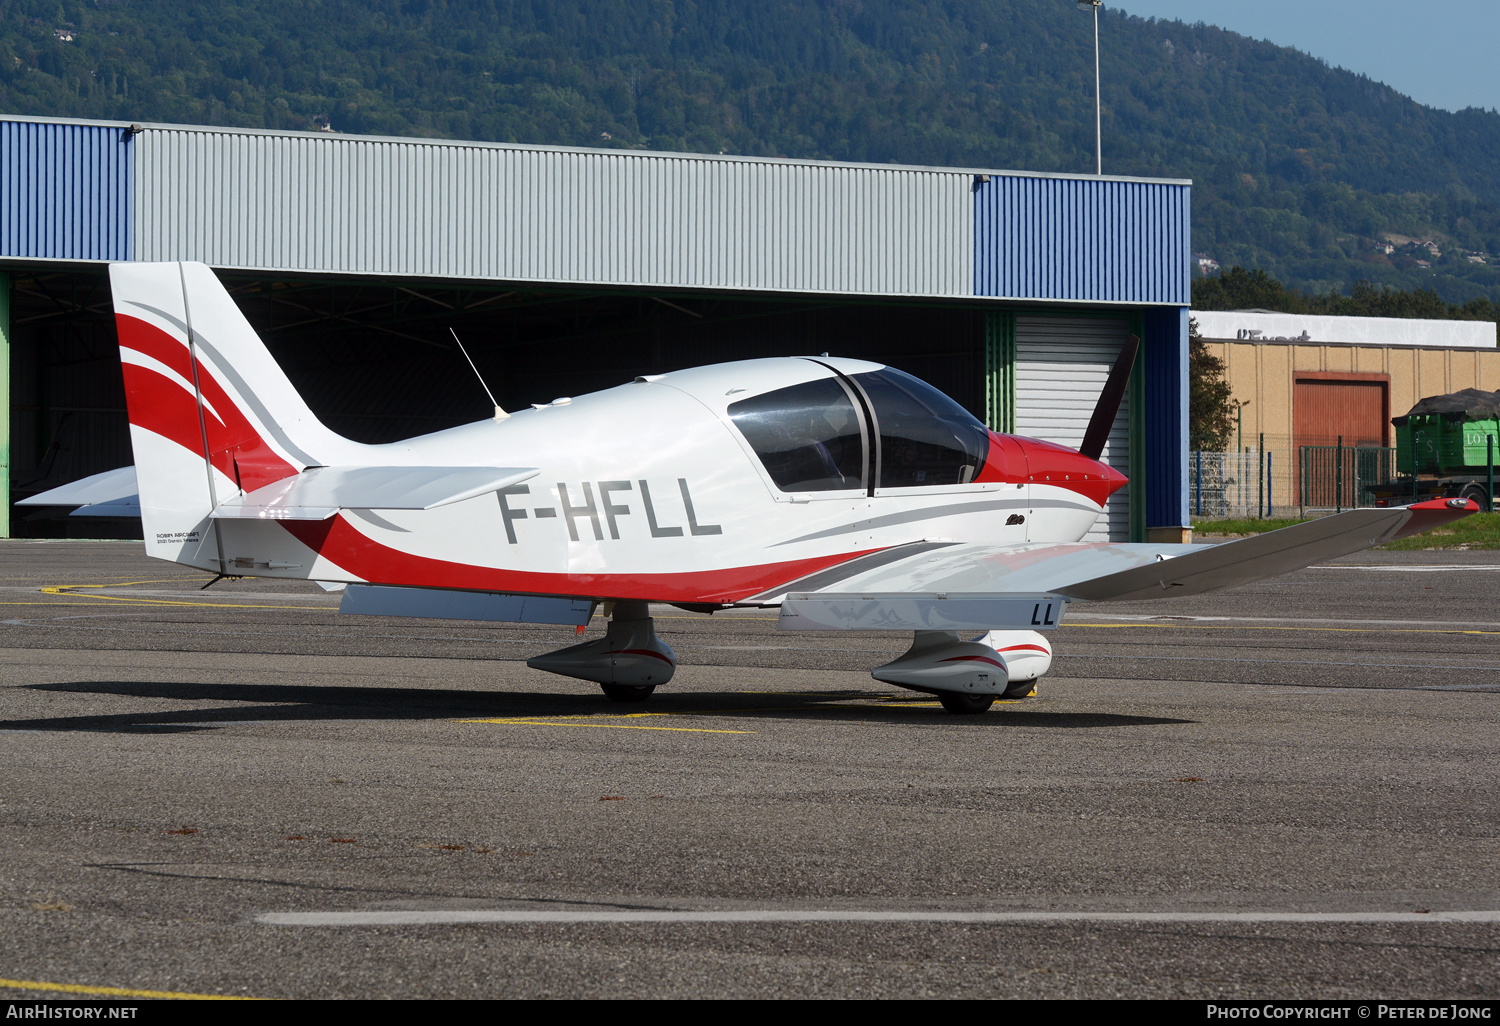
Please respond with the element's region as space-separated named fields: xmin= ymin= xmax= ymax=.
xmin=1189 ymin=318 xmax=1237 ymax=452
xmin=1192 ymin=267 xmax=1301 ymax=313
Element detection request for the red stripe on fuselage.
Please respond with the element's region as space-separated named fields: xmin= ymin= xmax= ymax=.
xmin=115 ymin=313 xmax=298 ymax=492
xmin=279 ymin=515 xmax=886 ymax=604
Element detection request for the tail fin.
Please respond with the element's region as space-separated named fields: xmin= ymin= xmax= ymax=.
xmin=110 ymin=261 xmax=350 ymax=569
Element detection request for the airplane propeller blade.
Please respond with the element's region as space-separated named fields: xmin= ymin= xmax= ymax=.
xmin=1078 ymin=334 xmax=1139 ymax=461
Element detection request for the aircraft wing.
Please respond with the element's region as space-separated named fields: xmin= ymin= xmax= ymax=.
xmin=16 ymin=466 xmax=141 ymax=517
xmin=776 ymin=499 xmax=1475 ymax=631
xmin=211 ymin=466 xmax=539 ymax=520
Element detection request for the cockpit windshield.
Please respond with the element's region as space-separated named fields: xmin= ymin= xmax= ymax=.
xmin=728 ymin=378 xmax=865 ymax=492
xmin=851 ymin=367 xmax=991 ymax=488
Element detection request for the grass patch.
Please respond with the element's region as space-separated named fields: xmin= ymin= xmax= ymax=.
xmin=1192 ymin=513 xmax=1500 ymax=549
xmin=1191 ymin=518 xmax=1305 ymax=536
xmin=1377 ymin=512 xmax=1500 ymax=550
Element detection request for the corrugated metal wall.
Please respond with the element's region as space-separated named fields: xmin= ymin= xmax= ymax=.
xmin=1014 ymin=315 xmax=1133 ymax=542
xmin=973 ymin=176 xmax=1190 ymax=305
xmin=133 ymin=129 xmax=973 ymax=296
xmin=0 ymin=118 xmax=1193 ymax=308
xmin=0 ymin=121 xmax=132 ymax=261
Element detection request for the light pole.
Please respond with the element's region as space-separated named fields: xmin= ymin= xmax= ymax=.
xmin=1078 ymin=0 xmax=1102 ymax=175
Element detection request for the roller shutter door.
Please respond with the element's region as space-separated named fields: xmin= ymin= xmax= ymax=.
xmin=1015 ymin=316 xmax=1131 ymax=542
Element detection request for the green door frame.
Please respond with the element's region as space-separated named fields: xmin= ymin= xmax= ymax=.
xmin=983 ymin=311 xmax=1016 ymax=434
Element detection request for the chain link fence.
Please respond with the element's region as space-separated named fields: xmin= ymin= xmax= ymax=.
xmin=1192 ymin=446 xmax=1406 ymax=518
xmin=1190 ymin=450 xmax=1273 ymax=518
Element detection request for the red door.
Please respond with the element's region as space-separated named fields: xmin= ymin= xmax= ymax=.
xmin=1294 ymin=375 xmax=1390 ymax=505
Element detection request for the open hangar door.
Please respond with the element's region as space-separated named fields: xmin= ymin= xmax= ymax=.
xmin=6 ymin=268 xmax=137 ymax=539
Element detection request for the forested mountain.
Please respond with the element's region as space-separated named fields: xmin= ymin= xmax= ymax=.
xmin=5 ymin=0 xmax=1500 ymax=303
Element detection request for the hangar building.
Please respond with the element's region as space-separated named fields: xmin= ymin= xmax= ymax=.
xmin=0 ymin=115 xmax=1191 ymax=543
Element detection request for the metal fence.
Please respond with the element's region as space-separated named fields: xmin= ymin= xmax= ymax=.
xmin=1298 ymin=445 xmax=1396 ymax=513
xmin=1191 ymin=450 xmax=1275 ymax=518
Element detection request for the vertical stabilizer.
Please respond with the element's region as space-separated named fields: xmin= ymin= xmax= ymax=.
xmin=110 ymin=261 xmax=351 ymax=569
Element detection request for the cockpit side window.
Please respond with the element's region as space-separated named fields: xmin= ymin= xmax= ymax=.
xmin=728 ymin=378 xmax=865 ymax=492
xmin=851 ymin=368 xmax=991 ymax=488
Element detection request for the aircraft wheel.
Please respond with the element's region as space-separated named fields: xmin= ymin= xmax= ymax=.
xmin=938 ymin=693 xmax=995 ymax=714
xmin=601 ymin=683 xmax=655 ymax=703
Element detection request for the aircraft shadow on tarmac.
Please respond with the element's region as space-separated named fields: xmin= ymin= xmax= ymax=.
xmin=10 ymin=680 xmax=1194 ymax=732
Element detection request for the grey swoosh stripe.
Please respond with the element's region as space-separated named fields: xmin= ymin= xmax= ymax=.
xmin=742 ymin=541 xmax=956 ymax=603
xmin=772 ymin=496 xmax=1095 ymax=547
xmin=124 ymin=298 xmax=323 ymax=467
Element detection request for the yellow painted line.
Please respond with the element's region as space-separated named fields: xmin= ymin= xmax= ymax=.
xmin=37 ymin=583 xmax=328 ymax=611
xmin=466 ymin=696 xmax=1023 ymax=731
xmin=461 ymin=717 xmax=754 ymax=734
xmin=0 ymin=976 xmax=258 ymax=1000
xmin=1070 ymin=622 xmax=1500 ymax=636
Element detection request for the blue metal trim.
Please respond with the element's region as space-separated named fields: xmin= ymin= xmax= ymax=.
xmin=1143 ymin=305 xmax=1190 ymax=529
xmin=0 ymin=121 xmax=132 ymax=261
xmin=973 ymin=175 xmax=1190 ymax=304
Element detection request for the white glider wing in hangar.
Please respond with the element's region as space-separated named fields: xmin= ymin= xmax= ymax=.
xmin=776 ymin=501 xmax=1474 ymax=631
xmin=17 ymin=465 xmax=140 ymax=518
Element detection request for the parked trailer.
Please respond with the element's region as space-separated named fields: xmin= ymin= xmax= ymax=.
xmin=1369 ymin=388 xmax=1499 ymax=509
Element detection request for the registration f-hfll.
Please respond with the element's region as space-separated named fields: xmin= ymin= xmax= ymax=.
xmin=25 ymin=263 xmax=1476 ymax=714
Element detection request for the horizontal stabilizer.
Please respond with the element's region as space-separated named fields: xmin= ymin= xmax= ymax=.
xmin=18 ymin=466 xmax=139 ymax=514
xmin=212 ymin=466 xmax=538 ymax=520
xmin=341 ymin=584 xmax=593 ymax=625
xmin=779 ymin=593 xmax=1068 ymax=632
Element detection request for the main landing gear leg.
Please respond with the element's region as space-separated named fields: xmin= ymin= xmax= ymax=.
xmin=526 ymin=599 xmax=677 ymax=702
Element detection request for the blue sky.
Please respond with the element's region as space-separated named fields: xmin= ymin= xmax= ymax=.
xmin=1109 ymin=1 xmax=1500 ymax=113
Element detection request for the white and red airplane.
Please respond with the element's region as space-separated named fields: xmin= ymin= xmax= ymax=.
xmin=23 ymin=262 xmax=1478 ymax=713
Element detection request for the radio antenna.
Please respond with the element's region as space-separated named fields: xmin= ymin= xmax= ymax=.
xmin=450 ymin=328 xmax=508 ymax=421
